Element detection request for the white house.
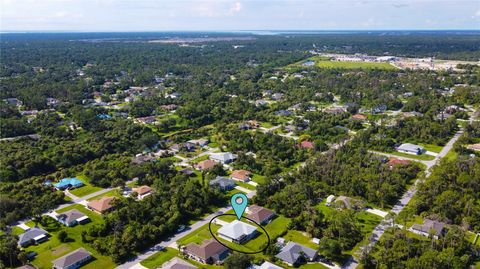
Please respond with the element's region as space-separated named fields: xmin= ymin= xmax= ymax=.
xmin=209 ymin=152 xmax=237 ymax=164
xmin=396 ymin=143 xmax=426 ymax=155
xmin=217 ymin=220 xmax=257 ymax=244
xmin=326 ymin=195 xmax=335 ymax=206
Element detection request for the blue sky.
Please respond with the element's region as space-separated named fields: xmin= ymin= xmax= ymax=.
xmin=1 ymin=0 xmax=479 ymax=31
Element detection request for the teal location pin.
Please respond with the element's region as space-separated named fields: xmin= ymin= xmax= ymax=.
xmin=231 ymin=193 xmax=248 ymax=220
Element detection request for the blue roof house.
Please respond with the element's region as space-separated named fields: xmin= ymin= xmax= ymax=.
xmin=54 ymin=178 xmax=84 ymax=190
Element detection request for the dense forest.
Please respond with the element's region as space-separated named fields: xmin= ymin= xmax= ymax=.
xmin=1 ymin=32 xmax=479 ymax=268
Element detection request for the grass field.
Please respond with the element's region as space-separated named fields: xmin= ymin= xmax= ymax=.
xmin=418 ymin=143 xmax=443 ymax=153
xmin=388 ymin=151 xmax=436 ymax=161
xmin=25 ymin=205 xmax=114 ymax=269
xmin=251 ymin=174 xmax=266 ymax=184
xmin=141 ymin=247 xmax=180 ymax=268
xmin=86 ymin=189 xmax=120 ymax=201
xmin=314 ymin=60 xmax=397 ymax=70
xmin=283 ymin=230 xmax=318 ymax=249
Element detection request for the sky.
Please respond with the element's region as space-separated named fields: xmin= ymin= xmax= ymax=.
xmin=1 ymin=0 xmax=479 ymax=32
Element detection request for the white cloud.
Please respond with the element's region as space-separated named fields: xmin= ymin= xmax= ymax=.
xmin=475 ymin=9 xmax=480 ymax=17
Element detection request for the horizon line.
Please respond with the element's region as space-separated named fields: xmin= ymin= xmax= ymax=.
xmin=1 ymin=29 xmax=480 ymax=34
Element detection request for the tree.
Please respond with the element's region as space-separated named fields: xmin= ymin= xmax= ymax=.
xmin=58 ymin=230 xmax=68 ymax=243
xmin=223 ymin=253 xmax=253 ymax=269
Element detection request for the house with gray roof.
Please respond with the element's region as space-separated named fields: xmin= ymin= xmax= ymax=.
xmin=275 ymin=242 xmax=318 ymax=266
xmin=409 ymin=219 xmax=446 ymax=239
xmin=18 ymin=227 xmax=48 ymax=247
xmin=209 ymin=176 xmax=236 ymax=191
xmin=161 ymin=257 xmax=197 ymax=269
xmin=217 ymin=220 xmax=258 ymax=244
xmin=56 ymin=209 xmax=89 ymax=227
xmin=52 ymin=248 xmax=92 ymax=269
xmin=209 ymin=152 xmax=237 ymax=164
xmin=396 ymin=143 xmax=426 ymax=155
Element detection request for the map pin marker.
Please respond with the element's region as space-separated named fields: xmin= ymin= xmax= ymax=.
xmin=231 ymin=193 xmax=248 ymax=220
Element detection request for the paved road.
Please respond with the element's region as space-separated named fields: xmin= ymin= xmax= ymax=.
xmin=343 ymin=129 xmax=464 ymax=269
xmin=116 ymin=205 xmax=232 ymax=269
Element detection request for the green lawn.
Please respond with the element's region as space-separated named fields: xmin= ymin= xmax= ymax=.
xmin=251 ymin=174 xmax=266 ymax=184
xmin=388 ymin=151 xmax=435 ymax=161
xmin=86 ymin=189 xmax=121 ymax=201
xmin=418 ymin=143 xmax=443 ymax=153
xmin=235 ymin=181 xmax=256 ymax=190
xmin=190 ymin=154 xmax=210 ymax=164
xmin=141 ymin=247 xmax=181 ymax=268
xmin=177 ymin=223 xmax=219 ymax=246
xmin=283 ymin=230 xmax=318 ymax=249
xmin=12 ymin=226 xmax=25 ymax=236
xmin=25 ymin=206 xmax=113 ymax=269
xmin=314 ymin=60 xmax=396 ymax=70
xmin=259 ymin=121 xmax=274 ymax=128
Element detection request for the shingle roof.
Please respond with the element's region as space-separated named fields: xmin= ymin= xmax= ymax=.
xmin=209 ymin=176 xmax=236 ymax=189
xmin=231 ymin=170 xmax=252 ymax=181
xmin=87 ymin=196 xmax=115 ymax=213
xmin=196 ymin=160 xmax=218 ymax=170
xmin=185 ymin=239 xmax=228 ymax=261
xmin=18 ymin=227 xmax=48 ymax=246
xmin=133 ymin=185 xmax=152 ymax=195
xmin=52 ymin=248 xmax=91 ymax=269
xmin=217 ymin=220 xmax=257 ymax=240
xmin=57 ymin=209 xmax=86 ymax=224
xmin=247 ymin=206 xmax=275 ymax=224
xmin=161 ymin=257 xmax=197 ymax=269
xmin=275 ymin=242 xmax=317 ymax=265
xmin=411 ymin=219 xmax=446 ymax=236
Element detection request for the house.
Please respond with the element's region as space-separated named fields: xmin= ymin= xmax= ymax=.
xmin=161 ymin=257 xmax=197 ymax=269
xmin=388 ymin=158 xmax=410 ymax=168
xmin=18 ymin=228 xmax=48 ymax=247
xmin=255 ymin=100 xmax=268 ymax=107
xmin=52 ymin=248 xmax=91 ymax=269
xmin=217 ymin=220 xmax=258 ymax=244
xmin=299 ymin=141 xmax=314 ymax=149
xmin=87 ymin=197 xmax=115 ymax=214
xmin=136 ymin=116 xmax=157 ymax=124
xmin=467 ymin=143 xmax=480 ymax=151
xmin=195 ymin=160 xmax=218 ymax=170
xmin=252 ymin=261 xmax=283 ymax=269
xmin=166 ymin=92 xmax=181 ymax=99
xmin=324 ymin=107 xmax=346 ymax=114
xmin=302 ymin=60 xmax=315 ymax=67
xmin=409 ymin=219 xmax=447 ymax=239
xmin=275 ymin=242 xmax=318 ymax=266
xmin=131 ymin=154 xmax=156 ymax=164
xmin=4 ymin=98 xmax=22 ymax=107
xmin=271 ymin=93 xmax=284 ymax=100
xmin=351 ymin=114 xmax=367 ymax=120
xmin=56 ymin=209 xmax=89 ymax=227
xmin=53 ymin=178 xmax=84 ymax=190
xmin=161 ymin=104 xmax=178 ymax=111
xmin=230 ymin=170 xmax=252 ymax=182
xmin=275 ymin=110 xmax=293 ymax=117
xmin=372 ymin=104 xmax=387 ymax=114
xmin=209 ymin=176 xmax=236 ymax=191
xmin=326 ymin=195 xmax=335 ymax=206
xmin=188 ymin=139 xmax=209 ymax=147
xmin=396 ymin=143 xmax=426 ymax=155
xmin=209 ymin=152 xmax=237 ymax=164
xmin=334 ymin=195 xmax=353 ymax=209
xmin=184 ymin=239 xmax=229 ymax=264
xmin=246 ymin=205 xmax=276 ymax=225
xmin=132 ymin=185 xmax=152 ymax=199
xmin=179 ymin=168 xmax=195 ymax=176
